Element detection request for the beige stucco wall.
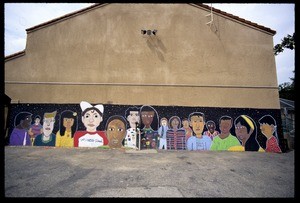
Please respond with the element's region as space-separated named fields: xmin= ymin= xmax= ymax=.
xmin=5 ymin=3 xmax=280 ymax=108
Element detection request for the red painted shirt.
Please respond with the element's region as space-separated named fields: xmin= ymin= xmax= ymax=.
xmin=73 ymin=131 xmax=108 ymax=147
xmin=266 ymin=136 xmax=282 ymax=153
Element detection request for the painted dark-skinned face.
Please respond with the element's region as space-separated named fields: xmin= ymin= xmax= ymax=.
xmin=220 ymin=120 xmax=232 ymax=134
xmin=235 ymin=122 xmax=251 ymax=145
xmin=21 ymin=115 xmax=32 ymax=129
xmin=141 ymin=111 xmax=154 ymax=127
xmin=206 ymin=122 xmax=216 ymax=133
xmin=107 ymin=119 xmax=126 ymax=148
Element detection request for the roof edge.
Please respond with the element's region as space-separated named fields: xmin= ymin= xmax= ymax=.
xmin=191 ymin=3 xmax=276 ymax=36
xmin=5 ymin=50 xmax=26 ymax=62
xmin=25 ymin=3 xmax=276 ymax=36
xmin=26 ymin=3 xmax=108 ymax=33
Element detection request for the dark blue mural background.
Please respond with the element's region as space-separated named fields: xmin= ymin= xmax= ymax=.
xmin=5 ymin=103 xmax=285 ymax=151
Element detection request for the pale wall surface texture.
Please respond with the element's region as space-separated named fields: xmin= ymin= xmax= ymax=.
xmin=5 ymin=3 xmax=279 ymax=109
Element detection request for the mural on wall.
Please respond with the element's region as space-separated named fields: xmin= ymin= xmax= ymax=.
xmin=186 ymin=112 xmax=212 ymax=151
xmin=105 ymin=115 xmax=127 ymax=149
xmin=9 ymin=112 xmax=32 ymax=146
xmin=203 ymin=120 xmax=219 ymax=141
xmin=258 ymin=115 xmax=282 ymax=153
xmin=229 ymin=115 xmax=262 ymax=152
xmin=167 ymin=116 xmax=186 ymax=150
xmin=73 ymin=101 xmax=108 ymax=148
xmin=140 ymin=105 xmax=159 ymax=149
xmin=28 ymin=115 xmax=42 ymax=145
xmin=55 ymin=110 xmax=78 ymax=147
xmin=181 ymin=118 xmax=193 ymax=141
xmin=34 ymin=111 xmax=57 ymax=146
xmin=157 ymin=117 xmax=168 ymax=150
xmin=124 ymin=106 xmax=140 ymax=149
xmin=210 ymin=116 xmax=241 ymax=151
xmin=6 ymin=102 xmax=285 ymax=153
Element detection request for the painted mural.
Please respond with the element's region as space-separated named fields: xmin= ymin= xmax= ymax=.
xmin=6 ymin=101 xmax=285 ymax=153
xmin=74 ymin=101 xmax=108 ymax=148
xmin=33 ymin=111 xmax=57 ymax=146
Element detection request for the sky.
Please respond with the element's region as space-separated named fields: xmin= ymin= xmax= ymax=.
xmin=4 ymin=3 xmax=295 ymax=85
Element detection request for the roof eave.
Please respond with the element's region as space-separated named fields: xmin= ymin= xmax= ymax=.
xmin=5 ymin=50 xmax=26 ymax=62
xmin=26 ymin=3 xmax=108 ymax=33
xmin=190 ymin=3 xmax=276 ymax=36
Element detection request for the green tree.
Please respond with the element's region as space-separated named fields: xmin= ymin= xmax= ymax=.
xmin=278 ymin=80 xmax=294 ymax=101
xmin=274 ymin=33 xmax=295 ymax=55
xmin=275 ymin=33 xmax=295 ymax=101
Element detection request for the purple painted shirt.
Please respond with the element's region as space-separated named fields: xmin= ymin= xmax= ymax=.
xmin=9 ymin=128 xmax=31 ymax=146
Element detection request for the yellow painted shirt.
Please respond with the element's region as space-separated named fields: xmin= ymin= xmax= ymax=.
xmin=228 ymin=145 xmax=245 ymax=152
xmin=228 ymin=145 xmax=265 ymax=152
xmin=55 ymin=130 xmax=74 ymax=147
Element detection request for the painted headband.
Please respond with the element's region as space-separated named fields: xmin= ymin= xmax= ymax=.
xmin=80 ymin=101 xmax=104 ymax=114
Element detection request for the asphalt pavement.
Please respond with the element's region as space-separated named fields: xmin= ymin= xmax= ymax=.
xmin=4 ymin=146 xmax=295 ymax=198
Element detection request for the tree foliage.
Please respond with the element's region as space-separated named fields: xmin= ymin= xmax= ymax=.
xmin=275 ymin=33 xmax=295 ymax=101
xmin=278 ymin=81 xmax=294 ymax=101
xmin=274 ymin=33 xmax=295 ymax=56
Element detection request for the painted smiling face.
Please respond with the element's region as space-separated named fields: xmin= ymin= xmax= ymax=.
xmin=235 ymin=122 xmax=251 ymax=146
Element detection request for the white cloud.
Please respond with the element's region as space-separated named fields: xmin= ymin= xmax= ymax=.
xmin=4 ymin=35 xmax=26 ymax=54
xmin=4 ymin=3 xmax=94 ymax=56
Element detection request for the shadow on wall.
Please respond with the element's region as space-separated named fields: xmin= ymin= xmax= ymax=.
xmin=146 ymin=37 xmax=167 ymax=62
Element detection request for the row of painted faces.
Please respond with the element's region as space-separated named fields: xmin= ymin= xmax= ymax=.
xmin=9 ymin=101 xmax=281 ymax=152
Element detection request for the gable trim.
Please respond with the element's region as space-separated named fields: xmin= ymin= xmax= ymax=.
xmin=5 ymin=50 xmax=25 ymax=62
xmin=25 ymin=3 xmax=276 ymax=36
xmin=26 ymin=3 xmax=108 ymax=33
xmin=190 ymin=3 xmax=276 ymax=36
